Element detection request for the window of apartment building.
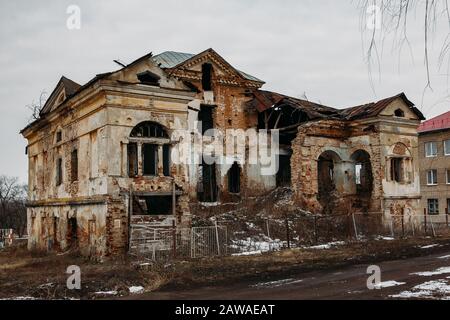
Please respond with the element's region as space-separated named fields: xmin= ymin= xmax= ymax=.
xmin=447 ymin=198 xmax=450 ymax=213
xmin=71 ymin=149 xmax=78 ymax=182
xmin=447 ymin=169 xmax=450 ymax=185
xmin=428 ymin=199 xmax=439 ymax=215
xmin=444 ymin=139 xmax=450 ymax=156
xmin=56 ymin=158 xmax=63 ymax=186
xmin=427 ymin=169 xmax=438 ymax=185
xmin=425 ymin=141 xmax=438 ymax=157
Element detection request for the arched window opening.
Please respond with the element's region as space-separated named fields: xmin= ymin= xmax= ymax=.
xmin=128 ymin=122 xmax=171 ymax=178
xmin=351 ymin=150 xmax=373 ymax=195
xmin=394 ymin=109 xmax=405 ymax=117
xmin=130 ymin=121 xmax=168 ymax=138
xmin=317 ymin=151 xmax=341 ymax=198
xmin=228 ymin=162 xmax=241 ymax=194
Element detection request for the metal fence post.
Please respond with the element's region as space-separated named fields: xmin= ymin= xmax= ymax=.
xmin=314 ymin=216 xmax=318 ymax=244
xmin=401 ymin=210 xmax=405 ymax=238
xmin=424 ymin=208 xmax=428 ymax=235
xmin=285 ymin=215 xmax=291 ymax=249
xmin=215 ymin=220 xmax=221 ymax=256
xmin=172 ymin=220 xmax=177 ymax=258
xmin=446 ymin=208 xmax=449 ymax=228
xmin=352 ymin=213 xmax=359 ymax=241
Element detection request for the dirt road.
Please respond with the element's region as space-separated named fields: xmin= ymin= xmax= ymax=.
xmin=136 ymin=250 xmax=450 ymax=300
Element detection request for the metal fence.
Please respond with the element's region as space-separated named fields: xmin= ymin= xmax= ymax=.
xmin=129 ymin=212 xmax=450 ymax=261
xmin=129 ymin=224 xmax=228 ymax=261
xmin=0 ymin=229 xmax=14 ymax=249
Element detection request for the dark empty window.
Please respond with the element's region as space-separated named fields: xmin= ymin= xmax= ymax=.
xmin=128 ymin=143 xmax=138 ymax=177
xmin=56 ymin=131 xmax=62 ymax=143
xmin=428 ymin=199 xmax=439 ymax=215
xmin=277 ymin=155 xmax=291 ymax=187
xmin=394 ymin=109 xmax=405 ymax=117
xmin=228 ymin=162 xmax=241 ymax=194
xmin=133 ymin=196 xmax=172 ymax=215
xmin=198 ymin=104 xmax=214 ymax=133
xmin=71 ymin=149 xmax=78 ymax=182
xmin=163 ymin=144 xmax=170 ymax=177
xmin=390 ymin=158 xmax=403 ymax=182
xmin=137 ymin=71 xmax=160 ymax=86
xmin=202 ymin=63 xmax=213 ymax=91
xmin=56 ymin=158 xmax=63 ymax=186
xmin=143 ymin=144 xmax=158 ymax=176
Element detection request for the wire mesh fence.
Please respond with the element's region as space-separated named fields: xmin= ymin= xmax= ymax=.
xmin=129 ymin=212 xmax=450 ymax=262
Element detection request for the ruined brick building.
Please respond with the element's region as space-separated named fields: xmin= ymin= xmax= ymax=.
xmin=21 ymin=49 xmax=425 ymax=258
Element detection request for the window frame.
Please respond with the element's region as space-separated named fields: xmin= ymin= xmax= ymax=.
xmin=428 ymin=199 xmax=439 ymax=215
xmin=427 ymin=169 xmax=438 ymax=186
xmin=444 ymin=139 xmax=450 ymax=156
xmin=446 ymin=169 xmax=450 ymax=185
xmin=425 ymin=141 xmax=438 ymax=158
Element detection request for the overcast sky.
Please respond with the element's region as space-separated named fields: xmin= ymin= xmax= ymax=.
xmin=0 ymin=0 xmax=448 ymax=183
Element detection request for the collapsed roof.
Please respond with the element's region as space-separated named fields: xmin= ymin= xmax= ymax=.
xmin=248 ymin=90 xmax=425 ymax=123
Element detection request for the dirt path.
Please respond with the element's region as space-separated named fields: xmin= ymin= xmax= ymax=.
xmin=133 ymin=250 xmax=450 ymax=300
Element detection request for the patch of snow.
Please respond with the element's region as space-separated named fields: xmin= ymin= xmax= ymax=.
xmin=420 ymin=244 xmax=440 ymax=249
xmin=376 ymin=236 xmax=395 ymax=241
xmin=306 ymin=241 xmax=345 ymax=250
xmin=391 ymin=280 xmax=450 ymax=300
xmin=232 ymin=250 xmax=262 ymax=256
xmin=0 ymin=296 xmax=37 ymax=300
xmin=374 ymin=281 xmax=405 ymax=289
xmin=94 ymin=291 xmax=118 ymax=296
xmin=438 ymin=255 xmax=450 ymax=259
xmin=251 ymin=278 xmax=303 ymax=288
xmin=200 ymin=202 xmax=219 ymax=207
xmin=412 ymin=267 xmax=450 ymax=277
xmin=129 ymin=286 xmax=145 ymax=294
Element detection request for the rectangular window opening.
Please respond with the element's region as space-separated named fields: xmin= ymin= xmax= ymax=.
xmin=127 ymin=143 xmax=138 ymax=177
xmin=71 ymin=149 xmax=78 ymax=182
xmin=390 ymin=158 xmax=403 ymax=183
xmin=143 ymin=144 xmax=158 ymax=176
xmin=132 ymin=196 xmax=173 ymax=216
xmin=56 ymin=158 xmax=63 ymax=186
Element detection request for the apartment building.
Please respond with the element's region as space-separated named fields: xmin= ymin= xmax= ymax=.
xmin=418 ymin=111 xmax=450 ymax=215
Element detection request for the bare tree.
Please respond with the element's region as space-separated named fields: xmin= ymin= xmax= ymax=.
xmin=358 ymin=0 xmax=450 ymax=90
xmin=26 ymin=90 xmax=47 ymax=122
xmin=0 ymin=175 xmax=27 ymax=237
